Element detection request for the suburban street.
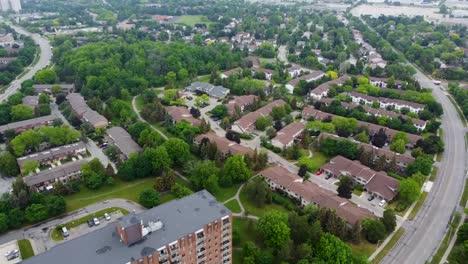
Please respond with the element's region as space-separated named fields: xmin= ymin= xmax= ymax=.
xmin=380 ymin=68 xmax=467 ymax=264
xmin=0 ymin=21 xmax=53 ymax=103
xmin=0 ymin=199 xmax=144 ymax=255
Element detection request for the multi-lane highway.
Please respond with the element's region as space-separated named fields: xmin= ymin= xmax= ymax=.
xmin=0 ymin=22 xmax=52 ymax=103
xmin=380 ymin=67 xmax=467 ymax=264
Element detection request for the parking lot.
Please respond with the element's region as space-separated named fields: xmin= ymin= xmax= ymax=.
xmin=0 ymin=241 xmax=21 ymax=264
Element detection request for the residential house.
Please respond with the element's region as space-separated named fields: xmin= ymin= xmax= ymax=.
xmin=165 ymin=106 xmax=201 ymax=127
xmin=227 ymin=95 xmax=257 ymax=115
xmin=220 ymin=67 xmax=242 ymax=79
xmin=185 ymin=82 xmax=230 ymax=99
xmin=0 ymin=57 xmax=16 ymax=68
xmin=23 ymin=159 xmax=86 ymax=192
xmin=66 ymin=93 xmax=108 ymax=128
xmin=22 ymin=95 xmax=39 ymax=109
xmin=285 ymin=71 xmax=326 ymax=94
xmin=309 ymin=75 xmax=350 ymax=100
xmin=271 ymin=122 xmax=305 ymax=149
xmin=106 ymin=127 xmax=142 ymax=160
xmin=231 ymin=100 xmax=286 ymax=133
xmin=321 ymin=156 xmax=399 ymax=202
xmin=259 ymin=166 xmax=375 ymax=225
xmin=193 ymin=133 xmax=253 ymax=158
xmin=0 ymin=34 xmax=14 ymax=47
xmin=287 ymin=64 xmax=303 ymax=78
xmin=16 ymin=141 xmax=86 ymax=170
xmin=350 ymin=92 xmax=425 ymax=113
xmin=0 ymin=114 xmax=57 ymax=134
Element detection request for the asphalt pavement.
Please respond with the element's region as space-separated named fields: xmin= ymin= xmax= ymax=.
xmin=0 ymin=22 xmax=52 ymax=103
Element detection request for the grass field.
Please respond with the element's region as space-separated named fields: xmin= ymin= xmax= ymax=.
xmin=18 ymin=239 xmax=34 ymax=260
xmin=430 ymin=166 xmax=439 ymax=181
xmin=349 ymin=240 xmax=377 ymax=260
xmin=215 ymin=183 xmax=241 ymax=202
xmin=239 ymin=184 xmax=291 ymax=217
xmin=460 ymin=178 xmax=468 ymax=206
xmin=232 ymin=217 xmax=260 ymax=248
xmin=51 ymin=207 xmax=129 ymax=241
xmin=224 ymin=199 xmax=242 ymax=214
xmin=64 ymin=177 xmax=187 ymax=212
xmin=175 ymin=15 xmax=214 ymax=27
xmin=371 ymin=227 xmax=404 ymax=264
xmin=297 ymin=151 xmax=329 ymax=173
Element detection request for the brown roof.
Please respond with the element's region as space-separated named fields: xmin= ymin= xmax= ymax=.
xmin=17 ymin=141 xmax=86 ymax=167
xmin=222 ymin=67 xmax=242 ymax=77
xmin=272 ymin=122 xmax=305 ymax=146
xmin=302 ymin=106 xmax=333 ymax=121
xmin=66 ymin=93 xmax=108 ymax=128
xmin=233 ymin=100 xmax=286 ymax=133
xmin=194 ymin=133 xmax=253 ymax=156
xmin=165 ymin=106 xmax=201 ymax=127
xmin=259 ymin=166 xmax=375 ymax=224
xmin=227 ymin=95 xmax=257 ymax=114
xmin=106 ymin=127 xmax=142 ymax=158
xmin=0 ymin=114 xmax=58 ymax=133
xmin=23 ymin=159 xmax=87 ymax=187
xmin=322 ymin=156 xmax=399 ymax=201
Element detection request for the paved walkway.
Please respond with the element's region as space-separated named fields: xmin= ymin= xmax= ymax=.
xmin=132 ymin=95 xmax=168 ymax=140
xmin=223 ymin=183 xmax=259 ymax=221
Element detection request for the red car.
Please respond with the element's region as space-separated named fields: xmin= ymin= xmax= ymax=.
xmin=316 ymin=170 xmax=323 ymax=175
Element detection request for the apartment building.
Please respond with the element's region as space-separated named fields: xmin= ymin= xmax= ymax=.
xmin=33 ymin=83 xmax=75 ymax=95
xmin=23 ymin=190 xmax=233 ymax=264
xmin=271 ymin=122 xmax=305 ymax=149
xmin=185 ymin=82 xmax=230 ymax=99
xmin=285 ymin=70 xmax=326 ymax=94
xmin=105 ymin=127 xmax=142 ymax=160
xmin=309 ymin=75 xmax=350 ymax=101
xmin=350 ymin=92 xmax=425 ymax=113
xmin=259 ymin=166 xmax=375 ymax=225
xmin=165 ymin=106 xmax=202 ymax=127
xmin=227 ymin=95 xmax=257 ymax=115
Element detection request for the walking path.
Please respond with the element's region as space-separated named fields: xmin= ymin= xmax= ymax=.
xmin=223 ymin=183 xmax=259 ymax=221
xmin=132 ymin=95 xmax=168 ymax=140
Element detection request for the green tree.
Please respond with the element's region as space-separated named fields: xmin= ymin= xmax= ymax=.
xmin=34 ymin=69 xmax=57 ymax=84
xmin=337 ymin=176 xmax=353 ymax=199
xmin=21 ymin=161 xmax=39 ymax=175
xmin=332 ymin=116 xmax=358 ymax=137
xmin=271 ymin=106 xmax=287 ymax=120
xmin=148 ymin=146 xmax=172 ymax=175
xmin=25 ymin=204 xmax=48 ymax=222
xmin=195 ymin=94 xmax=210 ymax=107
xmin=162 ymin=138 xmax=190 ymax=167
xmin=255 ymin=116 xmax=272 ymax=131
xmin=11 ymin=104 xmax=34 ymax=121
xmin=138 ymin=189 xmax=160 ymax=208
xmin=220 ymin=155 xmax=251 ymax=186
xmin=0 ymin=213 xmax=8 ymax=233
xmin=362 ymin=218 xmax=386 ymax=243
xmin=190 ymin=160 xmax=220 ymax=194
xmin=398 ymin=178 xmax=421 ymax=205
xmin=0 ymin=153 xmax=19 ymax=176
xmin=257 ymin=210 xmax=290 ymax=250
xmin=8 ymin=208 xmax=24 ymax=228
xmin=46 ymin=196 xmax=66 ymax=216
xmin=382 ymin=209 xmax=397 ymax=233
xmin=315 ymin=233 xmax=353 ymax=264
xmin=211 ymin=105 xmax=228 ymax=119
xmin=171 ymin=183 xmax=193 ymax=198
xmin=354 ymin=131 xmax=369 ymax=143
xmin=390 ymin=139 xmax=406 ymax=154
xmin=165 ymin=71 xmax=177 ymax=88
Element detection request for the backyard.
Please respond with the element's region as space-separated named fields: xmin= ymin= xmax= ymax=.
xmin=175 ymin=15 xmax=214 ymax=27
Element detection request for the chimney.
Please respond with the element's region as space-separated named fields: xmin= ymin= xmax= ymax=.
xmin=117 ymin=214 xmax=143 ymax=247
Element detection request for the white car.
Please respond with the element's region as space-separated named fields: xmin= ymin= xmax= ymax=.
xmin=104 ymin=213 xmax=111 ymax=221
xmin=433 ymin=80 xmax=441 ymax=85
xmin=378 ymin=199 xmax=387 ymax=207
xmin=93 ymin=217 xmax=100 ymax=226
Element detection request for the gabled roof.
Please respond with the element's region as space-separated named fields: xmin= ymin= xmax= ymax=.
xmin=106 ymin=127 xmax=142 ymax=158
xmin=194 ymin=133 xmax=253 ymax=156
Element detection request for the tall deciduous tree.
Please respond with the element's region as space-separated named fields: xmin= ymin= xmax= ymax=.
xmin=220 ymin=155 xmax=251 ymax=187
xmin=337 ymin=176 xmax=353 ymax=199
xmin=315 ymin=233 xmax=353 ymax=263
xmin=257 ymin=210 xmax=290 ymax=250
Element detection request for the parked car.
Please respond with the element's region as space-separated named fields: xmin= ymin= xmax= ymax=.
xmin=87 ymin=219 xmax=94 ymax=227
xmin=316 ymin=170 xmax=323 ymax=176
xmin=378 ymin=199 xmax=387 ymax=207
xmin=104 ymin=213 xmax=111 ymax=221
xmin=93 ymin=217 xmax=100 ymax=226
xmin=62 ymin=227 xmax=69 ymax=237
xmin=433 ymin=80 xmax=441 ymax=85
xmin=186 ymin=96 xmax=193 ymax=100
xmin=5 ymin=249 xmax=19 ymax=260
xmin=368 ymin=196 xmax=375 ymax=201
xmin=325 ymin=174 xmax=332 ymax=180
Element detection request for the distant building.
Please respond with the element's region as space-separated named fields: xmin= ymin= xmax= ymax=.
xmin=227 ymin=95 xmax=257 ymax=115
xmin=66 ymin=93 xmax=108 ymax=129
xmin=33 ymin=83 xmax=75 ymax=95
xmin=23 ymin=190 xmax=233 ymax=264
xmin=185 ymin=82 xmax=230 ymax=99
xmin=165 ymin=106 xmax=202 ymax=127
xmin=0 ymin=34 xmax=14 ymax=47
xmin=0 ymin=114 xmax=57 ymax=134
xmin=194 ymin=133 xmax=254 ymax=158
xmin=105 ymin=127 xmax=142 ymax=160
xmin=22 ymin=95 xmax=39 ymax=109
xmin=0 ymin=0 xmax=21 ymax=12
xmin=271 ymin=122 xmax=305 ymax=149
xmin=285 ymin=70 xmax=326 ymax=94
xmin=231 ymin=99 xmax=286 ymax=133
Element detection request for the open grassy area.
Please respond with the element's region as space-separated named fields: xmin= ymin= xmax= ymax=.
xmin=239 ymin=184 xmax=291 ymax=217
xmin=408 ymin=191 xmax=428 ymax=220
xmin=175 ymin=15 xmax=213 ymax=27
xmin=215 ymin=183 xmax=241 ymax=202
xmin=134 ymin=95 xmax=145 ymax=112
xmin=232 ymin=217 xmax=260 ymax=248
xmin=224 ymin=199 xmax=242 ymax=213
xmin=447 ymin=94 xmax=467 ymax=127
xmin=18 ymin=239 xmax=34 ymax=260
xmin=349 ymin=240 xmax=377 ymax=260
xmin=430 ymin=166 xmax=439 ymax=181
xmin=371 ymin=227 xmax=404 ymax=264
xmin=297 ymin=151 xmax=329 ymax=173
xmin=64 ymin=178 xmax=155 ymax=212
xmin=429 ymin=212 xmax=462 ymax=264
xmin=197 ymin=75 xmax=210 ymax=82
xmin=51 ymin=207 xmax=129 ymax=241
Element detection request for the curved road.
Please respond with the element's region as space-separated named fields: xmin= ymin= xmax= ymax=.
xmin=0 ymin=22 xmax=52 ymax=103
xmin=380 ymin=68 xmax=467 ymax=264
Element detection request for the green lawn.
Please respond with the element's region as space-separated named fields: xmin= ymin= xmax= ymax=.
xmin=353 ymin=188 xmax=363 ymax=196
xmin=18 ymin=239 xmax=34 ymax=260
xmin=135 ymin=95 xmax=145 ymax=112
xmin=349 ymin=240 xmax=377 ymax=260
xmin=51 ymin=207 xmax=129 ymax=241
xmin=232 ymin=217 xmax=261 ymax=248
xmin=64 ymin=178 xmax=155 ymax=212
xmin=371 ymin=228 xmax=404 ymax=264
xmin=215 ymin=183 xmax=241 ymax=202
xmin=408 ymin=191 xmax=428 ymax=220
xmin=239 ymin=184 xmax=291 ymax=217
xmin=430 ymin=166 xmax=439 ymax=181
xmin=460 ymin=178 xmax=468 ymax=206
xmin=224 ymin=199 xmax=242 ymax=214
xmin=175 ymin=15 xmax=214 ymax=27
xmin=197 ymin=75 xmax=210 ymax=82
xmin=297 ymin=151 xmax=329 ymax=173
